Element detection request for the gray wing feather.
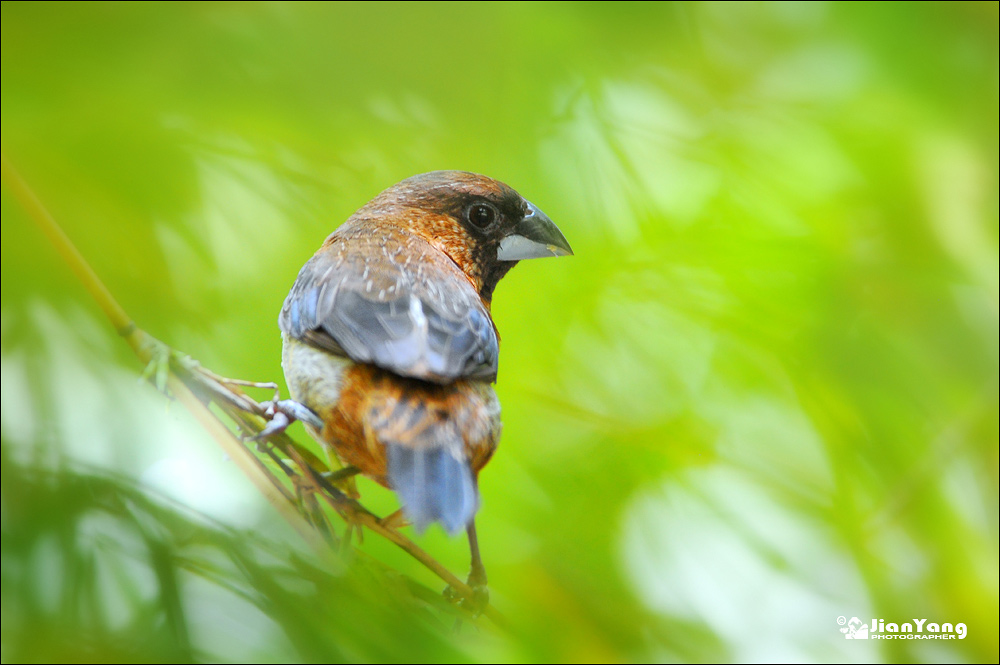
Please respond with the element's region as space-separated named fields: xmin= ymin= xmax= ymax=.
xmin=279 ymin=230 xmax=498 ymax=383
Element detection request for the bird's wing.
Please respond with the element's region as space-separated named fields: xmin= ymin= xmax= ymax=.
xmin=279 ymin=225 xmax=499 ymax=383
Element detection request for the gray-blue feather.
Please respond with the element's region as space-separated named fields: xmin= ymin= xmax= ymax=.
xmin=386 ymin=445 xmax=479 ymax=535
xmin=278 ymin=230 xmax=499 ymax=384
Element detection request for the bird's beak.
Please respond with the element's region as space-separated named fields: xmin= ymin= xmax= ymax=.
xmin=497 ymin=201 xmax=574 ymax=261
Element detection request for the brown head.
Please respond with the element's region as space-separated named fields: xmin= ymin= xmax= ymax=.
xmin=349 ymin=171 xmax=573 ymax=302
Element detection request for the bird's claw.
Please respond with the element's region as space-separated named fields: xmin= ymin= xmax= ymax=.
xmin=249 ymin=399 xmax=323 ymax=441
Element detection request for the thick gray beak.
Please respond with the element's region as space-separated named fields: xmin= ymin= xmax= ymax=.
xmin=497 ymin=201 xmax=573 ymax=261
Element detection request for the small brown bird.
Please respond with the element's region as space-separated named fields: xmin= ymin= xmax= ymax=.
xmin=277 ymin=171 xmax=571 ymax=591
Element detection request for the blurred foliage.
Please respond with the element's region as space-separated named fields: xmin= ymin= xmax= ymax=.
xmin=2 ymin=2 xmax=997 ymax=663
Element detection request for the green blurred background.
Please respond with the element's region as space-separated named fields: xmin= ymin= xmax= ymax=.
xmin=2 ymin=2 xmax=997 ymax=662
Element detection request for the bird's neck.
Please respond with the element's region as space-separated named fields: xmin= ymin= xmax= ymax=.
xmin=479 ymin=260 xmax=516 ymax=304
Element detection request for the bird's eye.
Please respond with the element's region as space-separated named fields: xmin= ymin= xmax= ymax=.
xmin=468 ymin=203 xmax=497 ymax=230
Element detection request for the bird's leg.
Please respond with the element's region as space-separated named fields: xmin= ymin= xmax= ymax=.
xmin=250 ymin=399 xmax=324 ymax=441
xmin=466 ymin=520 xmax=488 ymax=591
xmin=456 ymin=520 xmax=489 ymax=615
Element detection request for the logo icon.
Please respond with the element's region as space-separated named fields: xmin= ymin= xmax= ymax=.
xmin=838 ymin=616 xmax=869 ymax=639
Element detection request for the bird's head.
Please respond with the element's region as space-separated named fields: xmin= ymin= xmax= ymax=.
xmin=354 ymin=171 xmax=573 ymax=303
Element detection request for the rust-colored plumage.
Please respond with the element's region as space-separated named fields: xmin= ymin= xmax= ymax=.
xmin=278 ymin=171 xmax=571 ymax=590
xmin=314 ymin=364 xmax=500 ymax=489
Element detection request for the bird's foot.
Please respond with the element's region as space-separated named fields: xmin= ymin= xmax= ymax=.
xmin=464 ymin=565 xmax=489 ymax=615
xmin=444 ymin=570 xmax=489 ymax=617
xmin=249 ymin=399 xmax=323 ymax=441
xmin=463 ymin=581 xmax=490 ymax=617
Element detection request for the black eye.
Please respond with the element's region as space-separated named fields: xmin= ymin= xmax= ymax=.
xmin=468 ymin=203 xmax=497 ymax=229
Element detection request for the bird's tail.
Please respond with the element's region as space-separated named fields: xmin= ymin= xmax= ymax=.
xmin=385 ymin=443 xmax=478 ymax=535
xmin=365 ymin=378 xmax=492 ymax=535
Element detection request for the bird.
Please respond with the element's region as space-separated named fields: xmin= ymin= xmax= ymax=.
xmin=276 ymin=170 xmax=572 ymax=595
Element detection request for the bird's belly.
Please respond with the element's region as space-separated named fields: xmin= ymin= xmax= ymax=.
xmin=281 ymin=334 xmax=501 ymax=487
xmin=281 ymin=333 xmax=352 ymax=416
